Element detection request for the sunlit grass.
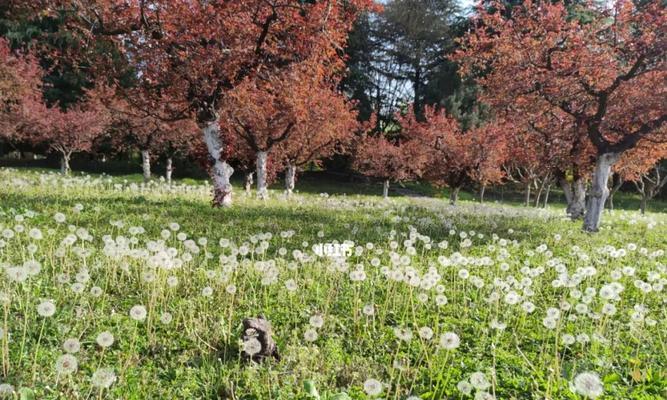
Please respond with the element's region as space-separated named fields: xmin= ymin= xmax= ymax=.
xmin=0 ymin=167 xmax=665 ymax=399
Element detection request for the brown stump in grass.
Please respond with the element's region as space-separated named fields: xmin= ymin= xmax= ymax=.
xmin=242 ymin=316 xmax=280 ymax=362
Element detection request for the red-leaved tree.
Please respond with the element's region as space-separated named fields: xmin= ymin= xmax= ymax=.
xmin=455 ymin=0 xmax=666 ymax=230
xmin=107 ymin=94 xmax=199 ymax=182
xmin=219 ymin=69 xmax=303 ymax=200
xmin=353 ymin=114 xmax=425 ymax=199
xmin=22 ymin=0 xmax=376 ymax=206
xmin=23 ymin=95 xmax=109 ymax=174
xmin=399 ymin=106 xmax=508 ymax=205
xmin=0 ymin=38 xmax=42 ymax=147
xmin=614 ymin=143 xmax=667 ymax=214
xmin=278 ymin=85 xmax=359 ymax=196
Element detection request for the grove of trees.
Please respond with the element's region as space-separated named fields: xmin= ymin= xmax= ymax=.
xmin=1 ymin=0 xmax=665 ymax=232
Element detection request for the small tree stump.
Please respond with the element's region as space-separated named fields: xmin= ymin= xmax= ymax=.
xmin=241 ymin=316 xmax=280 ymax=362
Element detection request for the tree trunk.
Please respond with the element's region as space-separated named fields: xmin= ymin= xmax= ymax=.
xmin=165 ymin=157 xmax=173 ymax=185
xmin=285 ymin=163 xmax=296 ymax=197
xmin=60 ymin=153 xmax=71 ymax=175
xmin=583 ymin=153 xmax=619 ymax=232
xmin=382 ymin=179 xmax=389 ymax=199
xmin=534 ymin=188 xmax=542 ymax=208
xmin=606 ymin=175 xmax=623 ymax=210
xmin=480 ymin=184 xmax=486 ymax=203
xmin=202 ymin=119 xmax=234 ymax=207
xmin=141 ymin=149 xmax=151 ymax=182
xmin=256 ymin=151 xmax=269 ymax=200
xmin=524 ymin=182 xmax=531 ymax=207
xmin=543 ymin=184 xmax=551 ymax=208
xmin=560 ymin=177 xmax=586 ymax=219
xmin=244 ymin=172 xmax=254 ymax=195
xmin=449 ymin=186 xmax=460 ymax=205
xmin=535 ymin=178 xmax=548 ymax=208
xmin=559 ymin=177 xmax=573 ymax=206
xmin=571 ymin=178 xmax=587 ymax=219
xmin=640 ymin=194 xmax=647 ymax=215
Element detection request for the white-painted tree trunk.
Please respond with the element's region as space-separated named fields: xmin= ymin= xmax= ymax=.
xmin=256 ymin=151 xmax=268 ymax=200
xmin=60 ymin=153 xmax=71 ymax=175
xmin=141 ymin=149 xmax=151 ymax=182
xmin=583 ymin=153 xmax=619 ymax=232
xmin=244 ymin=172 xmax=254 ymax=195
xmin=202 ymin=120 xmax=234 ymax=207
xmin=285 ymin=163 xmax=296 ymax=197
xmin=165 ymin=157 xmax=173 ymax=185
xmin=382 ymin=179 xmax=389 ymax=199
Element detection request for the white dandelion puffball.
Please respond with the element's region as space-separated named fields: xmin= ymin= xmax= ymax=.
xmin=96 ymin=331 xmax=115 ymax=348
xmin=457 ymin=380 xmax=473 ymax=395
xmin=37 ymin=300 xmax=56 ymax=317
xmin=54 ymin=212 xmax=66 ymax=223
xmin=0 ymin=383 xmax=14 ymax=396
xmin=573 ymin=372 xmax=604 ymax=399
xmin=284 ymin=279 xmax=298 ymax=292
xmin=242 ymin=337 xmax=262 ymax=357
xmin=91 ymin=367 xmax=116 ymax=389
xmin=129 ymin=305 xmax=147 ymax=321
xmin=309 ymin=315 xmax=324 ymax=329
xmin=63 ymin=338 xmax=81 ymax=353
xmin=167 ymin=276 xmax=179 ymax=287
xmin=362 ymin=304 xmax=375 ymax=316
xmin=55 ymin=354 xmax=78 ymax=375
xmin=439 ymin=332 xmax=461 ymax=350
xmin=160 ymin=312 xmax=173 ymax=325
xmin=469 ymin=372 xmax=491 ymax=390
xmin=363 ymin=378 xmax=383 ymax=396
xmin=304 ymin=328 xmax=319 ymax=342
xmin=418 ymin=326 xmax=434 ymax=340
xmin=90 ymin=286 xmax=103 ymax=297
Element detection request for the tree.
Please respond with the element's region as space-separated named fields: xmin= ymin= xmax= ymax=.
xmin=219 ymin=69 xmax=303 ymax=200
xmin=154 ymin=119 xmax=200 ymax=185
xmin=1 ymin=2 xmax=129 ymax=109
xmin=278 ymin=85 xmax=359 ymax=196
xmin=22 ymin=93 xmax=109 ymax=174
xmin=372 ymin=0 xmax=459 ymax=118
xmin=401 ymin=106 xmax=507 ymax=204
xmin=632 ymin=161 xmax=667 ymax=215
xmin=0 ymin=38 xmax=42 ymax=148
xmin=502 ymin=111 xmax=595 ymax=212
xmin=352 ymin=131 xmax=423 ymax=199
xmin=464 ymin=123 xmax=509 ymax=203
xmin=29 ymin=0 xmax=375 ymax=206
xmin=107 ymin=93 xmax=198 ymax=182
xmin=455 ymin=0 xmax=667 ymax=231
xmin=614 ymin=143 xmax=667 ymax=214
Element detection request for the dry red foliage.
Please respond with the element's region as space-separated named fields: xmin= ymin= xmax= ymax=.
xmin=455 ymin=0 xmax=666 ymax=229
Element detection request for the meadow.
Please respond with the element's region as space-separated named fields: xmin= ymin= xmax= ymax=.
xmin=0 ymin=167 xmax=665 ymax=399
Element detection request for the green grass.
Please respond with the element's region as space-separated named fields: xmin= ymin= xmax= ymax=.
xmin=0 ymin=167 xmax=665 ymax=399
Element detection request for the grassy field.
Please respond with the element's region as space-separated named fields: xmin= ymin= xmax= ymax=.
xmin=0 ymin=167 xmax=665 ymax=399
